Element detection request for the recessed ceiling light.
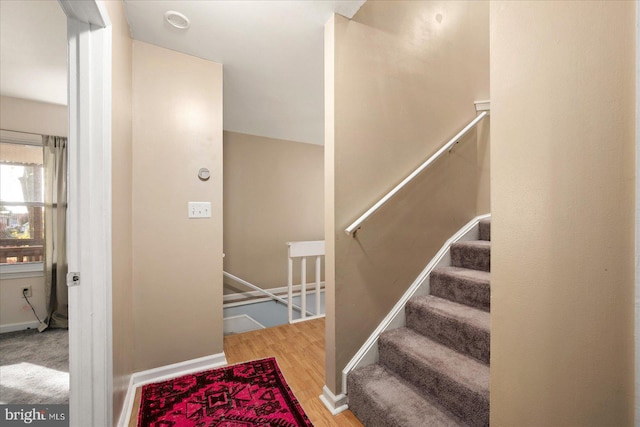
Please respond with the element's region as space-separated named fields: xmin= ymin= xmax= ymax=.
xmin=165 ymin=11 xmax=190 ymax=30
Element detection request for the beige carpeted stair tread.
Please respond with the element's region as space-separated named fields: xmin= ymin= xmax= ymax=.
xmin=407 ymin=295 xmax=490 ymax=363
xmin=455 ymin=240 xmax=490 ymax=248
xmin=451 ymin=240 xmax=491 ymax=272
xmin=430 ymin=266 xmax=491 ymax=311
xmin=412 ymin=295 xmax=490 ymax=331
xmin=434 ymin=266 xmax=490 ymax=284
xmin=379 ymin=327 xmax=489 ymax=425
xmin=380 ymin=327 xmax=489 ymax=394
xmin=347 ymin=363 xmax=465 ymax=427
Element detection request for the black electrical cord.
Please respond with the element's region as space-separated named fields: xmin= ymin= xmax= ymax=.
xmin=23 ymin=289 xmax=44 ymax=324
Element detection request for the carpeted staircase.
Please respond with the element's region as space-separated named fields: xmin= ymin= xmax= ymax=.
xmin=348 ymin=218 xmax=491 ymax=427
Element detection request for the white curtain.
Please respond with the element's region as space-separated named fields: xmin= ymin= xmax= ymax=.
xmin=43 ymin=135 xmax=68 ymax=329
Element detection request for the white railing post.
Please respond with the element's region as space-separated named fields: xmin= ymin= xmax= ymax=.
xmin=315 ymin=255 xmax=321 ymax=316
xmin=287 ymin=240 xmax=325 ymax=324
xmin=301 ymin=257 xmax=307 ymax=320
xmin=287 ymin=256 xmax=293 ymax=323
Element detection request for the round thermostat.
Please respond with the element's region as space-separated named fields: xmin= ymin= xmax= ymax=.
xmin=198 ymin=168 xmax=211 ymax=181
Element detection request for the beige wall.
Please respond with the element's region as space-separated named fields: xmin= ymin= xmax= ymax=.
xmin=223 ymin=131 xmax=323 ymax=292
xmin=325 ymin=0 xmax=489 ymax=392
xmin=0 ymin=96 xmax=67 ymax=137
xmin=491 ymin=2 xmax=635 ymax=426
xmin=106 ymin=0 xmax=134 ymax=422
xmin=0 ymin=276 xmax=47 ymax=327
xmin=0 ymin=96 xmax=68 ymax=328
xmin=132 ymin=41 xmax=224 ymax=371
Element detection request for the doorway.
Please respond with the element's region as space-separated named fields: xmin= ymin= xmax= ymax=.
xmin=0 ymin=0 xmax=70 ymax=406
xmin=1 ymin=1 xmax=115 ymax=424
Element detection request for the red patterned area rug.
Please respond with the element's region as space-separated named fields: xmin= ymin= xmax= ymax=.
xmin=137 ymin=357 xmax=314 ymax=427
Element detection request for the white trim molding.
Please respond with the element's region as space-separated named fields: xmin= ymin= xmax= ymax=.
xmin=319 ymin=385 xmax=348 ymax=415
xmin=0 ymin=321 xmax=42 ymax=334
xmin=58 ymin=0 xmax=108 ymax=27
xmin=59 ymin=0 xmax=113 ymax=426
xmin=118 ymin=352 xmax=228 ymax=427
xmin=117 ymin=375 xmax=137 ymax=427
xmin=129 ymin=352 xmax=228 ymax=390
xmin=339 ymin=214 xmax=490 ymax=396
xmin=474 ymin=100 xmax=490 ymax=112
xmin=0 ymin=262 xmax=44 ymax=279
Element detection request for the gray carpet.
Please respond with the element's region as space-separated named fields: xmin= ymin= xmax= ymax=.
xmin=0 ymin=328 xmax=69 ymax=404
xmin=348 ymin=218 xmax=491 ymax=426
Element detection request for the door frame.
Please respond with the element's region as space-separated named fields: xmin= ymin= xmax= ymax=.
xmin=628 ymin=0 xmax=640 ymax=422
xmin=635 ymin=2 xmax=640 ymax=426
xmin=57 ymin=1 xmax=113 ymax=425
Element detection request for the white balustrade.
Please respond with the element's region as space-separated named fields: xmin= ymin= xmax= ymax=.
xmin=287 ymin=240 xmax=325 ymax=323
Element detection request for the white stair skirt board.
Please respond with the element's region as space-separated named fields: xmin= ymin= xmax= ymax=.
xmin=0 ymin=321 xmax=43 ymax=334
xmin=224 ymin=314 xmax=266 ymax=335
xmin=338 ymin=214 xmax=491 ymax=397
xmin=117 ymin=352 xmax=227 ymax=427
xmin=319 ymin=385 xmax=349 ymax=415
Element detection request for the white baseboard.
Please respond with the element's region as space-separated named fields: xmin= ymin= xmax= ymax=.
xmin=0 ymin=320 xmax=42 ymax=334
xmin=319 ymin=385 xmax=348 ymax=415
xmin=117 ymin=352 xmax=227 ymax=427
xmin=131 ymin=352 xmax=228 ymax=388
xmin=116 ymin=375 xmax=136 ymax=427
xmin=340 ymin=214 xmax=490 ymax=395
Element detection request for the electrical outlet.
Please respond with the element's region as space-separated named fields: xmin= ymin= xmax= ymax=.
xmin=22 ymin=286 xmax=32 ymax=298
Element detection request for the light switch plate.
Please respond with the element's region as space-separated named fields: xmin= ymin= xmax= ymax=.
xmin=188 ymin=202 xmax=211 ymax=218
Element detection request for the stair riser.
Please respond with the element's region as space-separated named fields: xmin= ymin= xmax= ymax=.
xmin=348 ymin=376 xmax=395 ymax=427
xmin=430 ymin=272 xmax=490 ymax=312
xmin=379 ymin=338 xmax=489 ymax=427
xmin=348 ymin=368 xmax=462 ymax=427
xmin=406 ymin=302 xmax=490 ymax=364
xmin=451 ymin=245 xmax=490 ymax=272
xmin=479 ymin=221 xmax=491 ymax=241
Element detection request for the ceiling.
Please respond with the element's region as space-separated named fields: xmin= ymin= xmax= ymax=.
xmin=123 ymin=0 xmax=365 ymax=145
xmin=0 ymin=0 xmax=365 ymax=145
xmin=0 ymin=0 xmax=67 ymax=106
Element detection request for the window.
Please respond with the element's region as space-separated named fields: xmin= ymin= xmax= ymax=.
xmin=0 ymin=131 xmax=45 ymax=276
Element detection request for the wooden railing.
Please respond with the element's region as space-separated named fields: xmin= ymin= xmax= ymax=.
xmin=0 ymin=239 xmax=44 ymax=263
xmin=287 ymin=240 xmax=325 ymax=323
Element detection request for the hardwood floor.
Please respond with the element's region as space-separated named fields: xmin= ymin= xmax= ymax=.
xmin=128 ymin=319 xmax=363 ymax=427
